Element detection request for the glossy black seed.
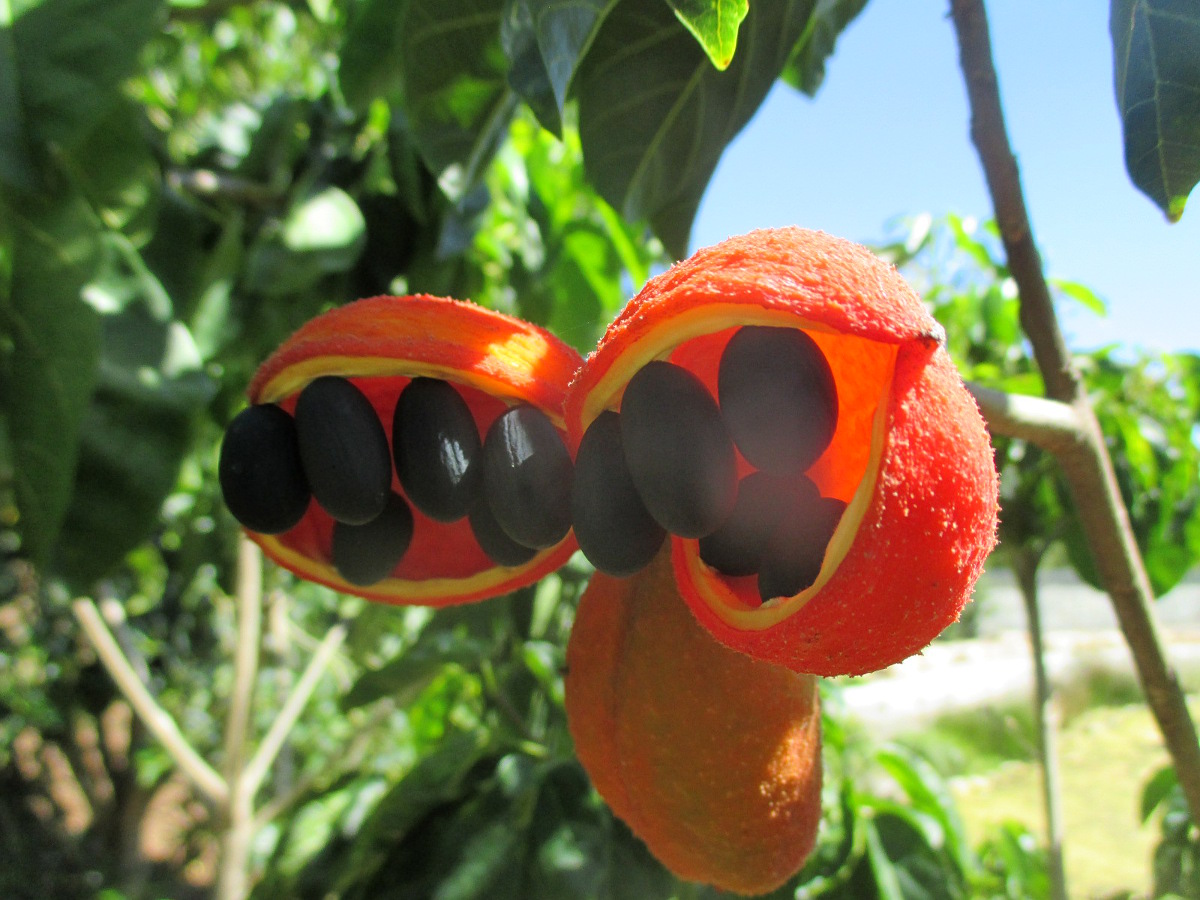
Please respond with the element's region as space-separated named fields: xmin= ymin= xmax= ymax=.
xmin=619 ymin=360 xmax=738 ymax=539
xmin=481 ymin=405 xmax=573 ymax=549
xmin=393 ymin=377 xmax=481 ymax=522
xmin=699 ymin=472 xmax=818 ymax=577
xmin=294 ymin=375 xmax=392 ymax=525
xmin=331 ymin=493 xmax=414 ymax=586
xmin=757 ymin=495 xmax=847 ymax=603
xmin=219 ymin=404 xmax=310 ymax=534
xmin=718 ymin=326 xmax=838 ymax=476
xmin=572 ymin=411 xmax=667 ymax=577
xmin=468 ymin=495 xmax=538 ymax=567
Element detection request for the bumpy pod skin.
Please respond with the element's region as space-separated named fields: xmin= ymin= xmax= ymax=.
xmin=245 ymin=294 xmax=582 ymax=606
xmin=565 ymin=228 xmax=999 ymax=676
xmin=565 ymin=550 xmax=822 ymax=896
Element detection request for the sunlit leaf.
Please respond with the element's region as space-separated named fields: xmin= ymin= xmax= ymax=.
xmin=782 ymin=0 xmax=868 ymax=96
xmin=666 ymin=0 xmax=749 ymax=70
xmin=1111 ymin=0 xmax=1200 ymax=221
xmin=575 ymin=0 xmax=816 ymax=257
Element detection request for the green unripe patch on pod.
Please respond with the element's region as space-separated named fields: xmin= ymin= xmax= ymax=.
xmin=757 ymin=495 xmax=847 ymax=603
xmin=219 ymin=403 xmax=311 ymax=534
xmin=572 ymin=411 xmax=666 ymax=577
xmin=332 ymin=492 xmax=415 ymax=586
xmin=718 ymin=326 xmax=838 ymax=476
xmin=481 ymin=405 xmax=574 ymax=550
xmin=392 ymin=377 xmax=482 ymax=523
xmin=468 ymin=495 xmax=539 ymax=567
xmin=619 ymin=361 xmax=737 ymax=539
xmin=294 ymin=375 xmax=393 ymax=525
xmin=698 ymin=471 xmax=807 ymax=577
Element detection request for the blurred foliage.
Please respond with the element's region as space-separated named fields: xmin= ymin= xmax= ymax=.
xmin=0 ymin=0 xmax=1196 ymax=898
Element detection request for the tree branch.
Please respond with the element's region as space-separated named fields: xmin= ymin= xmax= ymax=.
xmin=242 ymin=621 xmax=348 ymax=800
xmin=949 ymin=0 xmax=1200 ymax=824
xmin=966 ymin=382 xmax=1082 ymax=455
xmin=72 ymin=598 xmax=228 ymax=806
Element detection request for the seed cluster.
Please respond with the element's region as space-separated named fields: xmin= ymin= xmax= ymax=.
xmin=219 ymin=375 xmax=573 ymax=587
xmin=220 ymin=325 xmax=842 ymax=602
xmin=578 ymin=325 xmax=843 ymax=602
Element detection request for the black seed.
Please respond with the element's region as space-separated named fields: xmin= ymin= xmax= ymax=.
xmin=572 ymin=411 xmax=667 ymax=577
xmin=481 ymin=405 xmax=574 ymax=549
xmin=757 ymin=495 xmax=847 ymax=603
xmin=219 ymin=404 xmax=310 ymax=534
xmin=294 ymin=375 xmax=392 ymax=525
xmin=393 ymin=377 xmax=481 ymax=522
xmin=332 ymin=493 xmax=414 ymax=586
xmin=718 ymin=326 xmax=838 ymax=476
xmin=469 ymin=495 xmax=538 ymax=567
xmin=699 ymin=472 xmax=818 ymax=577
xmin=619 ymin=360 xmax=737 ymax=539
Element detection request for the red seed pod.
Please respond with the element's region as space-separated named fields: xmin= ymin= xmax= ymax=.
xmin=242 ymin=294 xmax=582 ymax=606
xmin=565 ymin=228 xmax=999 ymax=676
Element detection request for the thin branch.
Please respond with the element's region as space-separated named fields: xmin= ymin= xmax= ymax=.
xmin=72 ymin=598 xmax=228 ymax=805
xmin=223 ymin=537 xmax=263 ymax=787
xmin=966 ymin=382 xmax=1082 ymax=455
xmin=949 ymin=0 xmax=1200 ymax=824
xmin=242 ymin=622 xmax=348 ymax=799
xmin=166 ymin=168 xmax=281 ymax=207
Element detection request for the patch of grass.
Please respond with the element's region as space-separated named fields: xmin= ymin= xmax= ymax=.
xmin=898 ymin=702 xmax=1039 ymax=777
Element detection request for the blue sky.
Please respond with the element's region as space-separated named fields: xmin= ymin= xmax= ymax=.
xmin=691 ymin=0 xmax=1199 ymax=354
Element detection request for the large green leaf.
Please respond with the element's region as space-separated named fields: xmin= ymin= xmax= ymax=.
xmin=0 ymin=22 xmax=36 ymax=190
xmin=9 ymin=0 xmax=165 ymax=150
xmin=1111 ymin=0 xmax=1200 ymax=221
xmin=575 ymin=0 xmax=816 ymax=257
xmin=52 ymin=257 xmax=215 ymax=590
xmin=338 ymin=0 xmax=410 ymax=111
xmin=666 ymin=0 xmax=749 ymax=70
xmin=399 ymin=0 xmax=518 ymax=201
xmin=502 ymin=0 xmax=563 ymax=135
xmin=524 ymin=0 xmax=616 ymax=112
xmin=782 ymin=0 xmax=869 ymax=96
xmin=0 ymin=186 xmax=103 ymax=570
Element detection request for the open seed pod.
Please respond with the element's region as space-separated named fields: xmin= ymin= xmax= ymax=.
xmin=565 ymin=228 xmax=999 ymax=676
xmin=565 ymin=549 xmax=822 ymax=895
xmin=226 ymin=294 xmax=582 ymax=605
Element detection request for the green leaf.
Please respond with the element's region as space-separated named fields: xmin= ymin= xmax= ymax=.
xmin=10 ymin=0 xmax=166 ymax=149
xmin=0 ymin=186 xmax=103 ymax=569
xmin=1143 ymin=765 xmax=1179 ymax=822
xmin=782 ymin=0 xmax=869 ymax=96
xmin=666 ymin=0 xmax=749 ymax=71
xmin=342 ymin=631 xmax=491 ymax=711
xmin=502 ymin=0 xmax=562 ymax=135
xmin=0 ymin=23 xmax=37 ymax=190
xmin=525 ymin=0 xmax=616 ymax=112
xmin=1050 ymin=276 xmax=1109 ymax=316
xmin=52 ymin=258 xmax=215 ymax=589
xmin=335 ymin=730 xmax=491 ymax=894
xmin=339 ymin=0 xmax=410 ymax=111
xmin=1111 ymin=0 xmax=1200 ymax=221
xmin=575 ymin=0 xmax=816 ymax=257
xmin=399 ymin=0 xmax=518 ymax=201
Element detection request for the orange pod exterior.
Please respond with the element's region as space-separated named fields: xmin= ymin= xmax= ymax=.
xmin=565 ymin=549 xmax=822 ymax=895
xmin=565 ymin=228 xmax=999 ymax=676
xmin=245 ymin=294 xmax=582 ymax=605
